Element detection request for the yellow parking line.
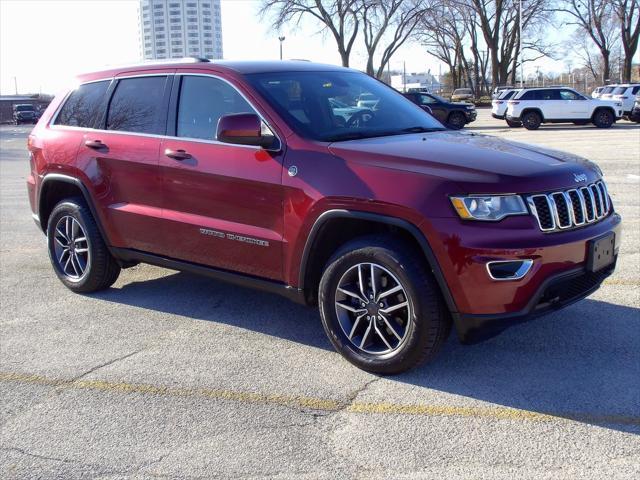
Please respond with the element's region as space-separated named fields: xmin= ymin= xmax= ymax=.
xmin=1 ymin=371 xmax=638 ymax=426
xmin=603 ymin=279 xmax=640 ymax=286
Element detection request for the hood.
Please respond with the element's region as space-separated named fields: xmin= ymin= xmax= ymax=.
xmin=328 ymin=131 xmax=602 ymax=194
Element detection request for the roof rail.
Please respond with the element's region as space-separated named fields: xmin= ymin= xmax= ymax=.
xmin=138 ymin=57 xmax=211 ymax=65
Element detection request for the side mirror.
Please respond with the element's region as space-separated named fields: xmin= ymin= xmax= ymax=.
xmin=217 ymin=113 xmax=276 ymax=149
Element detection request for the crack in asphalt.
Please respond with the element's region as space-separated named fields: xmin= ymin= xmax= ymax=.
xmin=66 ymin=349 xmax=145 ymax=385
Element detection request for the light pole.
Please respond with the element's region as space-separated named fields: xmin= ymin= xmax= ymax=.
xmin=278 ymin=36 xmax=285 ymax=60
xmin=519 ymin=0 xmax=524 ymax=88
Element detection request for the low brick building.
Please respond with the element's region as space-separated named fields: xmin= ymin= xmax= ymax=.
xmin=0 ymin=95 xmax=53 ymax=123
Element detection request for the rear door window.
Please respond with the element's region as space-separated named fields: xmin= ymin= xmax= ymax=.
xmin=55 ymin=81 xmax=110 ymax=128
xmin=107 ymin=76 xmax=168 ymax=134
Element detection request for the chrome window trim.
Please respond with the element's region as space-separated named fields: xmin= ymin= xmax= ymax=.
xmin=173 ymin=72 xmax=282 ymax=152
xmin=49 ymin=77 xmax=114 ymax=127
xmin=48 ymin=71 xmax=284 ymax=152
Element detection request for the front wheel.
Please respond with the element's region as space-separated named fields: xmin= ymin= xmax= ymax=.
xmin=318 ymin=235 xmax=451 ymax=374
xmin=47 ymin=197 xmax=121 ymax=293
xmin=447 ymin=111 xmax=466 ymax=130
xmin=592 ymin=109 xmax=614 ymax=128
xmin=522 ymin=111 xmax=542 ymax=130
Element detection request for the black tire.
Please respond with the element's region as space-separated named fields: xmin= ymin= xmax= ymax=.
xmin=46 ymin=197 xmax=120 ymax=293
xmin=447 ymin=111 xmax=466 ymax=130
xmin=592 ymin=109 xmax=614 ymax=128
xmin=318 ymin=235 xmax=451 ymax=374
xmin=522 ymin=111 xmax=542 ymax=130
xmin=506 ymin=119 xmax=522 ymax=128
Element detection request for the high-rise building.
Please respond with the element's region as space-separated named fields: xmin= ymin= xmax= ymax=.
xmin=139 ymin=0 xmax=223 ymax=60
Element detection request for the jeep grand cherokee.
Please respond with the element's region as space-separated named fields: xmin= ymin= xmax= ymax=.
xmin=27 ymin=60 xmax=621 ymax=374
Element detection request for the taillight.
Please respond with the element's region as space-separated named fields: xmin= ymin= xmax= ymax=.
xmin=508 ymin=101 xmax=520 ymax=105
xmin=621 ymin=96 xmax=629 ymax=99
xmin=497 ymin=101 xmax=504 ymax=104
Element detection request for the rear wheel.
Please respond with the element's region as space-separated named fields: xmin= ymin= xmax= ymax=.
xmin=447 ymin=111 xmax=466 ymax=130
xmin=592 ymin=109 xmax=614 ymax=128
xmin=506 ymin=119 xmax=522 ymax=128
xmin=318 ymin=235 xmax=451 ymax=374
xmin=522 ymin=111 xmax=542 ymax=130
xmin=47 ymin=197 xmax=121 ymax=293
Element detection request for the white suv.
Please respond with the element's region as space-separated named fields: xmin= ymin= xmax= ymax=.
xmin=610 ymin=84 xmax=640 ymax=116
xmin=491 ymin=88 xmax=520 ymax=123
xmin=505 ymin=87 xmax=623 ymax=130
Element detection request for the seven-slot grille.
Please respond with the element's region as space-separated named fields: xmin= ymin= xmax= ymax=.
xmin=526 ymin=181 xmax=610 ymax=232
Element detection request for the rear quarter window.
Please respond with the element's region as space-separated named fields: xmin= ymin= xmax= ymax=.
xmin=54 ymin=81 xmax=110 ymax=128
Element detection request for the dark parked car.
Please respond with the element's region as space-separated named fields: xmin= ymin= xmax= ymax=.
xmin=628 ymin=94 xmax=640 ymax=123
xmin=27 ymin=60 xmax=620 ymax=374
xmin=403 ymin=91 xmax=477 ymax=129
xmin=13 ymin=104 xmax=37 ymax=125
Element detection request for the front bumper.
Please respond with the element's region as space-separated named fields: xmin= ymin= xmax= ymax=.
xmin=455 ymin=261 xmax=616 ymax=343
xmin=465 ymin=110 xmax=477 ymax=122
xmin=423 ymin=212 xmax=622 ymax=342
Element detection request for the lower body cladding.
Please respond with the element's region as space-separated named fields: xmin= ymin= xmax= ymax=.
xmin=491 ymin=112 xmax=505 ymax=120
xmin=426 ymin=213 xmax=622 ymax=343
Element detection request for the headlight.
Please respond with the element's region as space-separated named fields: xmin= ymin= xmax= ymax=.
xmin=450 ymin=195 xmax=528 ymax=221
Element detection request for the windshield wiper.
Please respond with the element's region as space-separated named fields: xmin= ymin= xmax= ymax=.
xmin=397 ymin=126 xmax=447 ymax=133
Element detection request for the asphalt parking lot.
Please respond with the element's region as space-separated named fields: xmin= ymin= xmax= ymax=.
xmin=1 ymin=111 xmax=639 ymax=479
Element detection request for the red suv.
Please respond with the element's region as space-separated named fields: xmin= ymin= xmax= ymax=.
xmin=27 ymin=60 xmax=621 ymax=373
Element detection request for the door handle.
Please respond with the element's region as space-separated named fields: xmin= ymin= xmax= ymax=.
xmin=165 ymin=148 xmax=192 ymax=160
xmin=85 ymin=139 xmax=107 ymax=149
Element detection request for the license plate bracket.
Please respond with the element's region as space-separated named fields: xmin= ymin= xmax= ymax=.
xmin=587 ymin=232 xmax=615 ymax=272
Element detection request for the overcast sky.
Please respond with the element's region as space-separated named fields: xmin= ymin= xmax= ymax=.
xmin=0 ymin=0 xmax=610 ymax=95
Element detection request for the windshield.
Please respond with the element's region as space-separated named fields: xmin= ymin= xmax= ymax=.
xmin=612 ymin=86 xmax=627 ymax=95
xmin=15 ymin=105 xmax=34 ymax=112
xmin=247 ymin=71 xmax=445 ymax=142
xmin=602 ymin=86 xmax=615 ymax=94
xmin=454 ymin=89 xmax=471 ymax=94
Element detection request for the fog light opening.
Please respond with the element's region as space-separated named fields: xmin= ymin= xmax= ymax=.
xmin=486 ymin=260 xmax=533 ymax=281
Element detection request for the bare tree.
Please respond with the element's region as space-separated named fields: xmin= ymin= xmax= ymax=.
xmin=613 ymin=0 xmax=640 ymax=81
xmin=416 ymin=1 xmax=468 ymax=89
xmin=557 ymin=0 xmax=618 ymax=83
xmin=359 ymin=0 xmax=430 ymax=79
xmin=260 ymin=0 xmax=360 ymax=67
xmin=468 ymin=0 xmax=551 ymax=87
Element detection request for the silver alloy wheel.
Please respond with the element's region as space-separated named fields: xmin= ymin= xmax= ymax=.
xmin=53 ymin=215 xmax=90 ymax=280
xmin=334 ymin=262 xmax=411 ymax=355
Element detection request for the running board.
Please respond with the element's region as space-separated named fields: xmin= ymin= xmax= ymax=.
xmin=110 ymin=247 xmax=306 ymax=305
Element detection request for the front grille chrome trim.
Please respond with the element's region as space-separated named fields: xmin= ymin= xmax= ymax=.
xmin=528 ymin=195 xmax=556 ymax=231
xmin=527 ymin=180 xmax=611 ymax=233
